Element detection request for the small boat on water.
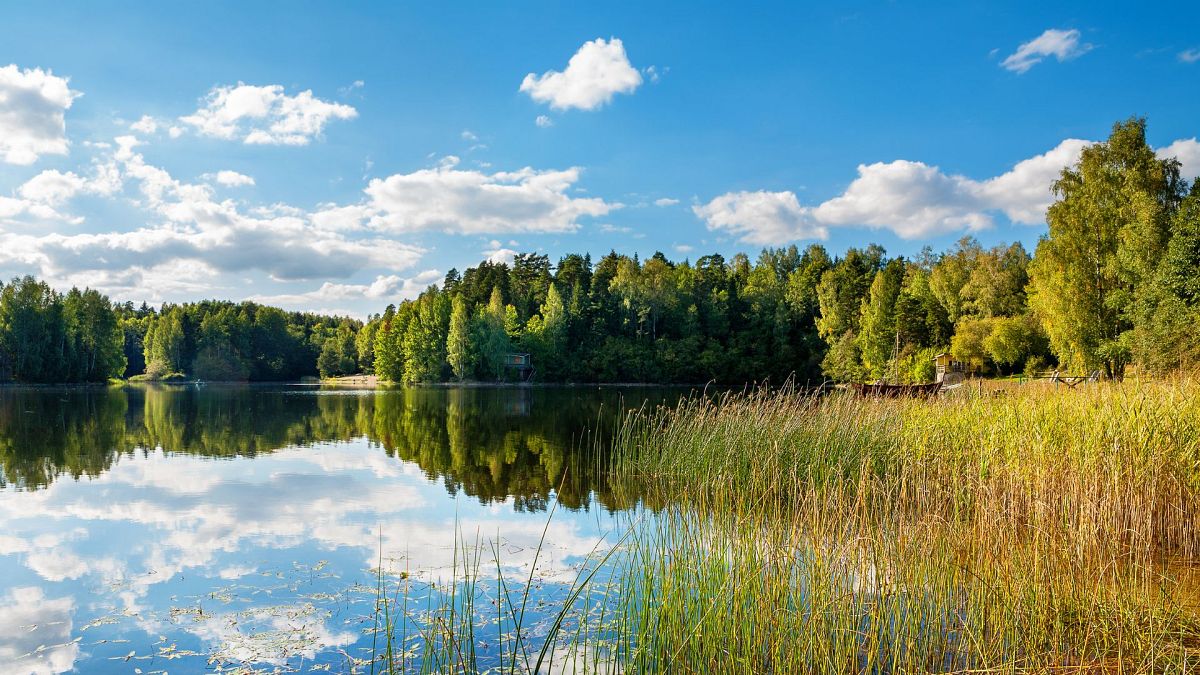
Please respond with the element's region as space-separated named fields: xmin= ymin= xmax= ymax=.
xmin=851 ymin=382 xmax=942 ymax=398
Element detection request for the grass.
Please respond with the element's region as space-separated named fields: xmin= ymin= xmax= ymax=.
xmin=369 ymin=379 xmax=1200 ymax=673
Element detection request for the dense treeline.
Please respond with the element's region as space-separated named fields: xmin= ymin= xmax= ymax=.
xmin=0 ymin=277 xmax=125 ymax=383
xmin=0 ymin=281 xmax=360 ymax=383
xmin=359 ymin=241 xmax=1046 ymax=384
xmin=2 ymin=117 xmax=1196 ymax=384
xmin=128 ymin=301 xmax=360 ymax=381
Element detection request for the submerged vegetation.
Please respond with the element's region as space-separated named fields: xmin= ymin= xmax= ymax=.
xmin=363 ymin=380 xmax=1200 ymax=672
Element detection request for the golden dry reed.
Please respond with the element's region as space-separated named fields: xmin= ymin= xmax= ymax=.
xmin=607 ymin=379 xmax=1200 ymax=672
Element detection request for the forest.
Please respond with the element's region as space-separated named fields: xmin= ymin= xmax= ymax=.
xmin=1 ymin=118 xmax=1197 ymax=385
xmin=0 ymin=286 xmax=361 ymax=383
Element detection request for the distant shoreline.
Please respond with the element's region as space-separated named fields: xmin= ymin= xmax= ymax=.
xmin=0 ymin=378 xmax=735 ymax=391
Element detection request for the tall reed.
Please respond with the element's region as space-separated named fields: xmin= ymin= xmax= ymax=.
xmin=607 ymin=380 xmax=1200 ymax=671
xmin=370 ymin=380 xmax=1200 ymax=672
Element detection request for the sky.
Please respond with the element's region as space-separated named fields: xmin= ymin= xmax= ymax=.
xmin=1 ymin=2 xmax=1198 ymax=318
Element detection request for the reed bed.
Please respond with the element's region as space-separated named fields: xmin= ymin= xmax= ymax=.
xmin=372 ymin=380 xmax=1200 ymax=673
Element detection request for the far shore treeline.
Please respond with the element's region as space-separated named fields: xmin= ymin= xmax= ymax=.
xmin=1 ymin=119 xmax=1198 ymax=385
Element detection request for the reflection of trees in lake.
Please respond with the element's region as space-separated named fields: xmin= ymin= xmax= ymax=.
xmin=0 ymin=389 xmax=128 ymax=489
xmin=0 ymin=385 xmax=674 ymax=509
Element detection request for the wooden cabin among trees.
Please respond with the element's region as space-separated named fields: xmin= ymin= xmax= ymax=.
xmin=933 ymin=352 xmax=977 ymax=384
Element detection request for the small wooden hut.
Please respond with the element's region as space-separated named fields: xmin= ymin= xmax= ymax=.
xmin=933 ymin=352 xmax=972 ymax=384
xmin=505 ymin=353 xmax=534 ymax=382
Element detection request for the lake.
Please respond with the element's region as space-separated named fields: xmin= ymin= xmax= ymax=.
xmin=0 ymin=384 xmax=689 ymax=673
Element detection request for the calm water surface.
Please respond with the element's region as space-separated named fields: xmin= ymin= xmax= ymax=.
xmin=0 ymin=385 xmax=687 ymax=673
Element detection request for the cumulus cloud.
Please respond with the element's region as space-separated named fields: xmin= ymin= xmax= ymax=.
xmin=210 ymin=169 xmax=255 ymax=187
xmin=18 ymin=169 xmax=89 ymax=205
xmin=815 ymin=161 xmax=990 ymax=237
xmin=180 ymin=83 xmax=357 ymax=145
xmin=484 ymin=247 xmax=519 ymax=265
xmin=0 ymin=141 xmax=425 ymax=298
xmin=693 ymin=190 xmax=825 ymax=244
xmin=130 ymin=114 xmax=159 ymax=134
xmin=1001 ymin=28 xmax=1092 ymax=74
xmin=1159 ymin=138 xmax=1200 ymax=180
xmin=535 ymin=115 xmax=554 ymax=128
xmin=975 ymin=139 xmax=1093 ymax=221
xmin=697 ymin=139 xmax=1093 ymax=243
xmin=365 ymin=164 xmax=615 ymax=234
xmin=520 ymin=38 xmax=642 ymax=110
xmin=653 ymin=197 xmax=680 ymax=207
xmin=248 ymin=270 xmax=442 ymax=309
xmin=2 ymin=165 xmax=121 ymax=226
xmin=0 ymin=64 xmax=79 ymax=165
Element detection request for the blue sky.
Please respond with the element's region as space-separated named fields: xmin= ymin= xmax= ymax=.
xmin=1 ymin=2 xmax=1197 ymax=317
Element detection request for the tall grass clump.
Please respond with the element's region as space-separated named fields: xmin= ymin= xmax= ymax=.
xmin=607 ymin=379 xmax=1200 ymax=671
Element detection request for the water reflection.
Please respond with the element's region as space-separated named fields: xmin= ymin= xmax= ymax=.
xmin=0 ymin=385 xmax=677 ymax=509
xmin=0 ymin=384 xmax=680 ymax=672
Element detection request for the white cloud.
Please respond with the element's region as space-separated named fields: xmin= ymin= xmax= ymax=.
xmin=653 ymin=197 xmax=680 ymax=207
xmin=248 ymin=270 xmax=441 ymax=310
xmin=976 ymin=138 xmax=1092 ymax=222
xmin=694 ymin=190 xmax=826 ymax=244
xmin=460 ymin=129 xmax=478 ymax=141
xmin=180 ymin=83 xmax=357 ymax=145
xmin=520 ymin=38 xmax=642 ymax=111
xmin=815 ymin=161 xmax=994 ymax=237
xmin=484 ymin=247 xmax=519 ymax=265
xmin=699 ymin=139 xmax=1093 ymax=243
xmin=365 ymin=164 xmax=615 ymax=234
xmin=814 ymin=139 xmax=1091 ymax=238
xmin=535 ymin=115 xmax=554 ymax=128
xmin=18 ymin=169 xmax=88 ymax=204
xmin=130 ymin=114 xmax=159 ymax=134
xmin=210 ymin=169 xmax=256 ymax=187
xmin=673 ymin=243 xmax=694 ymax=253
xmin=0 ymin=142 xmax=425 ymax=299
xmin=1001 ymin=28 xmax=1092 ymax=74
xmin=0 ymin=64 xmax=79 ymax=165
xmin=1179 ymin=49 xmax=1200 ymax=64
xmin=1159 ymin=138 xmax=1200 ymax=180
xmin=3 ymin=164 xmax=121 ymax=226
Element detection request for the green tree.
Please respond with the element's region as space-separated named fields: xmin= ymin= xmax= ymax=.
xmin=1028 ymin=118 xmax=1184 ymax=378
xmin=1134 ymin=179 xmax=1200 ymax=372
xmin=983 ymin=315 xmax=1044 ymax=375
xmin=929 ymin=237 xmax=982 ymax=323
xmin=951 ymin=317 xmax=994 ymax=372
xmin=402 ymin=291 xmax=450 ymax=382
xmin=447 ymin=294 xmax=473 ymax=381
xmin=856 ymin=259 xmax=905 ymax=379
xmin=476 ymin=286 xmax=511 ymax=381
